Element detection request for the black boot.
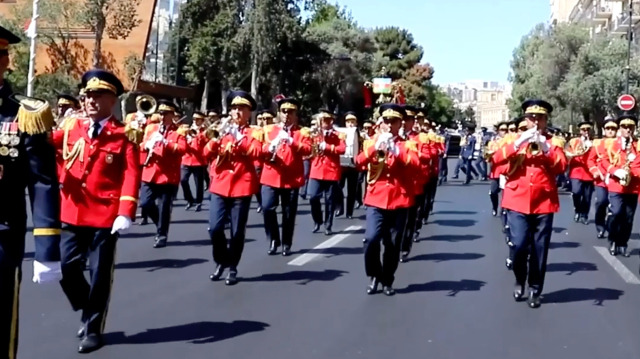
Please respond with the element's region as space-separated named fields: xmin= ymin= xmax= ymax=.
xmin=225 ymin=268 xmax=238 ymax=285
xmin=527 ymin=290 xmax=541 ymax=308
xmin=268 ymin=240 xmax=278 ymax=255
xmin=209 ymin=265 xmax=224 ymax=281
xmin=366 ymin=277 xmax=379 ymax=294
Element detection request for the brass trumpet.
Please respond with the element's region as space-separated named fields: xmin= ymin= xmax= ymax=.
xmin=136 ymin=94 xmax=157 ymax=115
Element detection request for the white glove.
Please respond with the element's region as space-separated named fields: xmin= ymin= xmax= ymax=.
xmin=539 ymin=137 xmax=550 ymax=154
xmin=389 ymin=144 xmax=400 ymax=156
xmin=614 ymin=169 xmax=628 ymax=180
xmin=319 ymin=142 xmax=327 ymax=151
xmin=268 ymin=141 xmax=278 ymax=153
xmin=282 ymin=132 xmax=293 ymax=145
xmin=234 ymin=128 xmax=244 ymax=142
xmin=151 ymin=132 xmax=164 ymax=143
xmin=375 ymin=137 xmax=388 ymax=151
xmin=32 ymin=260 xmax=62 ymax=284
xmin=144 ymin=138 xmax=157 ymax=151
xmin=111 ymin=215 xmax=132 ymax=235
xmin=514 ymin=128 xmax=537 ymax=149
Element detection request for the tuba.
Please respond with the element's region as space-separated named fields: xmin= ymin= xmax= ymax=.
xmin=136 ymin=95 xmax=157 ymax=115
xmin=528 ymin=126 xmax=542 ymax=155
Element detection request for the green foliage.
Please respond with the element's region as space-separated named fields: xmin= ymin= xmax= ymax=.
xmin=373 ymin=27 xmax=424 ymax=79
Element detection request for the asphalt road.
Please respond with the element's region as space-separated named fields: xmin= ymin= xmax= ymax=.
xmin=17 ymin=165 xmax=640 ymax=359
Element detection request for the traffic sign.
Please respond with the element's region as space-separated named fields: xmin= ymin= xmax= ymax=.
xmin=618 ymin=94 xmax=636 ymax=111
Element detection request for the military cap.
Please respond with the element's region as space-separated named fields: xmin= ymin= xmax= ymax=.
xmin=277 ymin=97 xmax=300 ymax=111
xmin=0 ymin=25 xmax=20 ymax=51
xmin=402 ymin=105 xmax=418 ymax=117
xmin=363 ymin=119 xmax=374 ymax=127
xmin=578 ymin=121 xmax=593 ymax=130
xmin=603 ymin=117 xmax=618 ymax=129
xmin=207 ymin=109 xmax=220 ymax=116
xmin=379 ymin=103 xmax=406 ymax=120
xmin=57 ymin=94 xmax=79 ymax=108
xmin=518 ymin=119 xmax=528 ymax=129
xmin=344 ymin=111 xmax=358 ymax=122
xmin=465 ymin=122 xmax=476 ymax=130
xmin=416 ymin=108 xmax=427 ymax=118
xmin=157 ymin=99 xmax=177 ymax=114
xmin=193 ymin=111 xmax=206 ymax=119
xmin=317 ymin=108 xmax=335 ymax=119
xmin=81 ymin=68 xmax=124 ymax=96
xmin=227 ymin=90 xmax=257 ymax=111
xmin=521 ymin=99 xmax=553 ymax=116
xmin=257 ymin=109 xmax=275 ymax=118
xmin=617 ymin=113 xmax=638 ymax=127
xmin=497 ymin=122 xmax=508 ymax=131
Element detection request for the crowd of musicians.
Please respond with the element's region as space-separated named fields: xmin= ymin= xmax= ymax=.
xmin=3 ymin=22 xmax=640 ymax=358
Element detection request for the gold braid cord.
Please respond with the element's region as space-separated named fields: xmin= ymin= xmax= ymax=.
xmin=62 ymin=119 xmax=86 ymax=170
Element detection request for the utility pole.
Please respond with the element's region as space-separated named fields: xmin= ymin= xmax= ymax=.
xmin=626 ymin=1 xmax=633 ymax=94
xmin=26 ymin=0 xmax=39 ymax=97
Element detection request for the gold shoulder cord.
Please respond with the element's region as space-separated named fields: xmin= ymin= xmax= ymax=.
xmin=62 ymin=120 xmax=86 ymax=170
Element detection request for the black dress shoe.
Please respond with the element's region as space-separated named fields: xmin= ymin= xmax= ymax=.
xmin=153 ymin=237 xmax=167 ymax=248
xmin=580 ymin=217 xmax=589 ymax=225
xmin=619 ymin=246 xmax=630 ymax=257
xmin=138 ymin=218 xmax=149 ymax=225
xmin=492 ymin=210 xmax=497 ymax=216
xmin=195 ymin=204 xmax=202 ymax=212
xmin=505 ymin=258 xmax=513 ymax=270
xmin=362 ymin=238 xmax=367 ymax=243
xmin=267 ymin=241 xmax=279 ymax=255
xmin=609 ymin=242 xmax=617 ymax=256
xmin=256 ymin=206 xmax=262 ymax=213
xmin=383 ymin=286 xmax=395 ymax=296
xmin=366 ymin=278 xmax=379 ymax=294
xmin=312 ymin=223 xmax=321 ymax=233
xmin=78 ymin=334 xmax=103 ymax=353
xmin=282 ymin=245 xmax=291 ymax=256
xmin=346 ymin=215 xmax=353 ymax=219
xmin=422 ymin=218 xmax=428 ymax=225
xmin=335 ymin=210 xmax=343 ymax=217
xmin=209 ymin=265 xmax=224 ymax=281
xmin=77 ymin=324 xmax=85 ymax=338
xmin=597 ymin=231 xmax=605 ymax=239
xmin=573 ymin=213 xmax=580 ymax=222
xmin=225 ymin=269 xmax=238 ymax=285
xmin=355 ymin=203 xmax=361 ymax=209
xmin=513 ymin=285 xmax=525 ymax=302
xmin=324 ymin=228 xmax=333 ymax=236
xmin=527 ymin=291 xmax=541 ymax=308
xmin=186 ymin=203 xmax=194 ymax=211
xmin=400 ymin=252 xmax=409 ymax=263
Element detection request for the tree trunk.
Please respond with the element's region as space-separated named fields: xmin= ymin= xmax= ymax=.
xmin=201 ymin=76 xmax=210 ymax=113
xmin=221 ymin=86 xmax=228 ymax=114
xmin=93 ymin=17 xmax=106 ymax=68
xmin=250 ymin=55 xmax=259 ymax=101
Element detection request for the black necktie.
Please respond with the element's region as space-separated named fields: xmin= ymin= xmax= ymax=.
xmin=91 ymin=122 xmax=101 ymax=139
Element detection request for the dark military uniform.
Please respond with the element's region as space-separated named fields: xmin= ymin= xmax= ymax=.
xmin=0 ymin=28 xmax=61 ymax=359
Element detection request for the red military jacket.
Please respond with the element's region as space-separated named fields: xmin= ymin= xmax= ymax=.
xmin=566 ymin=137 xmax=594 ymax=182
xmin=260 ymin=124 xmax=312 ymax=188
xmin=493 ymin=134 xmax=567 ymax=214
xmin=487 ymin=136 xmax=510 ymax=179
xmin=52 ymin=116 xmax=141 ymax=228
xmin=355 ymin=135 xmax=421 ymax=210
xmin=182 ymin=129 xmax=208 ymax=167
xmin=141 ymin=123 xmax=187 ymax=185
xmin=251 ymin=125 xmax=265 ymax=169
xmin=586 ymin=138 xmax=615 ymax=188
xmin=428 ymin=131 xmax=445 ymax=178
xmin=406 ymin=131 xmax=436 ymax=194
xmin=309 ymin=130 xmax=346 ymax=182
xmin=600 ymin=137 xmax=640 ymax=194
xmin=204 ymin=125 xmax=263 ymax=197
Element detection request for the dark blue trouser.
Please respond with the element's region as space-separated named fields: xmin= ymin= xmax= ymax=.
xmin=209 ymin=193 xmax=252 ymax=269
xmin=255 ymin=167 xmax=263 ymax=208
xmin=506 ymin=210 xmax=553 ymax=295
xmin=180 ymin=165 xmax=205 ymax=205
xmin=403 ymin=193 xmax=425 ymax=252
xmin=438 ymin=156 xmax=448 ymax=184
xmin=261 ymin=185 xmax=299 ymax=247
xmin=300 ymin=160 xmax=311 ymax=198
xmin=60 ymin=225 xmax=117 ymax=336
xmin=308 ymin=179 xmax=338 ymax=230
xmin=0 ymin=225 xmax=25 ymax=359
xmin=461 ymin=158 xmax=478 ymax=183
xmin=364 ymin=207 xmax=408 ymax=286
xmin=608 ymin=192 xmax=638 ymax=247
xmin=140 ymin=182 xmax=179 ymax=238
xmin=489 ymin=178 xmax=501 ymax=212
xmin=570 ymin=179 xmax=594 ymax=217
xmin=593 ymin=185 xmax=609 ymax=234
xmin=336 ymin=166 xmax=359 ymax=217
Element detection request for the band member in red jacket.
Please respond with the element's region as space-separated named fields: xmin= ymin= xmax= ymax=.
xmin=600 ymin=113 xmax=640 ymax=257
xmin=566 ymin=121 xmax=595 ymax=224
xmin=309 ymin=109 xmax=346 ymax=235
xmin=261 ymin=98 xmax=312 ymax=256
xmin=492 ymin=99 xmax=567 ymax=308
xmin=52 ymin=69 xmax=141 ymax=353
xmin=356 ymin=103 xmax=420 ymax=296
xmin=204 ymin=91 xmax=263 ymax=285
xmin=180 ymin=111 xmax=208 ymax=212
xmin=140 ymin=100 xmax=187 ymax=248
xmin=586 ymin=117 xmax=618 ymax=238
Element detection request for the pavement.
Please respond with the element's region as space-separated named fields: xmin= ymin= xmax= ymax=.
xmin=17 ymin=164 xmax=640 ymax=359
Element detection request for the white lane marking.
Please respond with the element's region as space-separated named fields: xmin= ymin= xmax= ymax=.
xmin=288 ymin=225 xmax=363 ymax=266
xmin=593 ymin=246 xmax=640 ymax=285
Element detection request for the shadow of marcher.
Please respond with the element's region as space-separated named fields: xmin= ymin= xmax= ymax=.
xmin=105 ymin=320 xmax=269 ymax=345
xmin=542 ymin=288 xmax=624 ymax=306
xmin=115 ymin=258 xmax=208 ymax=272
xmin=546 ymin=262 xmax=597 ymax=275
xmin=410 ymin=252 xmax=485 ymax=263
xmin=242 ymin=269 xmax=348 ymax=285
xmin=397 ymin=279 xmax=486 ymax=296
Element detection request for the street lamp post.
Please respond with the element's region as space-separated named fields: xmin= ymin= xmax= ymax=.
xmin=626 ymin=1 xmax=633 ymax=94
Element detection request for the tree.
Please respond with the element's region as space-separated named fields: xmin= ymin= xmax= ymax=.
xmin=396 ymin=63 xmax=433 ymax=105
xmin=464 ymin=105 xmax=476 ymax=122
xmin=373 ymin=27 xmax=423 ymax=79
xmin=79 ymin=0 xmax=142 ymax=67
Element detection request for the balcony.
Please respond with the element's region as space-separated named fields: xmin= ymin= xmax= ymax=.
xmin=591 ymin=3 xmax=613 ymax=22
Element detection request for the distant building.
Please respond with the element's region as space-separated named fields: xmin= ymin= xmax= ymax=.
xmin=443 ymin=80 xmax=512 ymax=129
xmin=552 ymin=0 xmax=639 ymax=42
xmin=550 ymin=0 xmax=580 ymax=24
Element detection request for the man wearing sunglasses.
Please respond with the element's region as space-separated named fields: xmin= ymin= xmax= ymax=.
xmin=492 ymin=99 xmax=567 ymax=308
xmin=586 ymin=117 xmax=618 ymax=239
xmin=356 ymin=103 xmax=420 ymax=296
xmin=566 ymin=121 xmax=595 ymax=225
xmin=600 ymin=113 xmax=640 ymax=257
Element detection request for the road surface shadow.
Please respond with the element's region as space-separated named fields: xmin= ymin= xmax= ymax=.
xmin=432 ymin=219 xmax=477 ymax=227
xmin=552 ymin=227 xmax=567 ymax=233
xmin=550 ymin=241 xmax=580 ymax=249
xmin=397 ymin=279 xmax=486 ymax=296
xmin=166 ymin=238 xmax=256 ymax=247
xmin=547 ymin=262 xmax=597 ymax=275
xmin=120 ymin=232 xmax=159 ymax=239
xmin=242 ymin=269 xmax=348 ymax=285
xmin=305 ymin=247 xmax=362 ymax=257
xmin=423 ymin=234 xmax=482 ymax=242
xmin=432 ymin=211 xmax=477 ymax=215
xmin=171 ymin=219 xmax=208 ymax=225
xmin=410 ymin=252 xmax=485 ymax=263
xmin=542 ymin=288 xmax=624 ymax=306
xmin=115 ymin=258 xmax=208 ymax=272
xmin=105 ymin=320 xmax=269 ymax=345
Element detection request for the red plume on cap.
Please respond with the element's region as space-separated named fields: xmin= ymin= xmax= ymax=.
xmin=362 ymin=84 xmax=372 ymax=108
xmin=273 ymin=94 xmax=285 ymax=103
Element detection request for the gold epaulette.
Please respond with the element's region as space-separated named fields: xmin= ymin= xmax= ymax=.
xmin=501 ymin=133 xmax=517 ymax=145
xmin=250 ymin=126 xmax=264 ymax=142
xmin=338 ymin=132 xmax=347 ymax=140
xmin=176 ymin=124 xmax=189 ymax=137
xmin=405 ymin=139 xmax=418 ymax=152
xmin=418 ymin=132 xmax=429 ymax=143
xmin=551 ymin=136 xmax=565 ymax=148
xmin=592 ymin=138 xmax=602 ymax=147
xmin=299 ymin=127 xmax=310 ymax=137
xmin=17 ymin=100 xmax=56 ymax=135
xmin=426 ymin=132 xmax=437 ymax=142
xmin=362 ymin=139 xmax=374 ymax=154
xmin=437 ymin=135 xmax=445 ymax=143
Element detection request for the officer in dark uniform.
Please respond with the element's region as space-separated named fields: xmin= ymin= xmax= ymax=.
xmin=460 ymin=124 xmax=477 ymax=184
xmin=0 ymin=26 xmax=62 ymax=359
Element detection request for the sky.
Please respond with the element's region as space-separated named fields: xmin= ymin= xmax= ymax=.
xmin=336 ymin=0 xmax=549 ymax=85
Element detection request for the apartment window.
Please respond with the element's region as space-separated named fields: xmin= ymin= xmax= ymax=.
xmin=491 ymin=93 xmax=496 ymax=102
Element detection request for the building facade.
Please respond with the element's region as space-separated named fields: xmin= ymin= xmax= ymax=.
xmin=553 ymin=0 xmax=639 ymax=42
xmin=443 ymin=80 xmax=512 ymax=129
xmin=551 ymin=0 xmax=580 ymax=24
